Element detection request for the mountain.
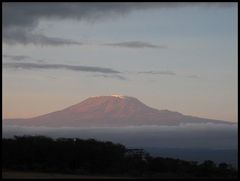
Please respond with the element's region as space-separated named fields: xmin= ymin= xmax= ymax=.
xmin=3 ymin=95 xmax=234 ymax=127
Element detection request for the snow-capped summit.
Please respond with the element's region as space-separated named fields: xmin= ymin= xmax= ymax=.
xmin=111 ymin=94 xmax=126 ymax=98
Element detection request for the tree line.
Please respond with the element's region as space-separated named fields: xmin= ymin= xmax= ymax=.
xmin=2 ymin=135 xmax=237 ymax=178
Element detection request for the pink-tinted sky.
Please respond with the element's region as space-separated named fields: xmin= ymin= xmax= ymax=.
xmin=2 ymin=3 xmax=238 ymax=122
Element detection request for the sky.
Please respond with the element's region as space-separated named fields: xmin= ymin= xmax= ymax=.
xmin=2 ymin=2 xmax=238 ymax=122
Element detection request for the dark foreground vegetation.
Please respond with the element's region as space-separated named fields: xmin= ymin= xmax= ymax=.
xmin=2 ymin=136 xmax=237 ymax=178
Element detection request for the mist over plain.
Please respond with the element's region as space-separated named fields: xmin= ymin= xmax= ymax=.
xmin=3 ymin=123 xmax=237 ymax=149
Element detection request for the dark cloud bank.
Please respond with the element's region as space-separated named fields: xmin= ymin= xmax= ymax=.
xmin=3 ymin=2 xmax=233 ymax=46
xmin=3 ymin=2 xmax=232 ymax=29
xmin=3 ymin=2 xmax=167 ymax=46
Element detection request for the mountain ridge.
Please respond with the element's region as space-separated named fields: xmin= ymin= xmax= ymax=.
xmin=3 ymin=95 xmax=234 ymax=127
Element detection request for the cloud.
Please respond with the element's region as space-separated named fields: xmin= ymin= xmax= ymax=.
xmin=93 ymin=74 xmax=127 ymax=80
xmin=1 ymin=3 xmax=174 ymax=30
xmin=3 ymin=3 xmax=233 ymax=29
xmin=137 ymin=71 xmax=200 ymax=79
xmin=3 ymin=54 xmax=45 ymax=63
xmin=103 ymin=41 xmax=166 ymax=49
xmin=3 ymin=54 xmax=31 ymax=61
xmin=3 ymin=3 xmax=233 ymax=46
xmin=3 ymin=62 xmax=121 ymax=74
xmin=186 ymin=75 xmax=200 ymax=79
xmin=3 ymin=29 xmax=84 ymax=46
xmin=138 ymin=71 xmax=176 ymax=75
xmin=2 ymin=3 xmax=149 ymax=46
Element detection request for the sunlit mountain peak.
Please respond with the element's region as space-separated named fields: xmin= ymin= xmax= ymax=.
xmin=111 ymin=94 xmax=125 ymax=98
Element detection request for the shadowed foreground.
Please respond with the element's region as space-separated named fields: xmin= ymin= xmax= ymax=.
xmin=2 ymin=136 xmax=237 ymax=179
xmin=2 ymin=170 xmax=133 ymax=179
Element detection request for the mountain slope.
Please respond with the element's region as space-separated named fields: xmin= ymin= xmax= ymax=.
xmin=3 ymin=95 xmax=233 ymax=127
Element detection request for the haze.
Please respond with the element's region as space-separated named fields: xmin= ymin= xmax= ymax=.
xmin=2 ymin=2 xmax=238 ymax=123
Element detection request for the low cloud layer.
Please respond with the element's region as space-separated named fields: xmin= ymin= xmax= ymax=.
xmin=2 ymin=123 xmax=237 ymax=150
xmin=3 ymin=62 xmax=120 ymax=74
xmin=103 ymin=41 xmax=166 ymax=49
